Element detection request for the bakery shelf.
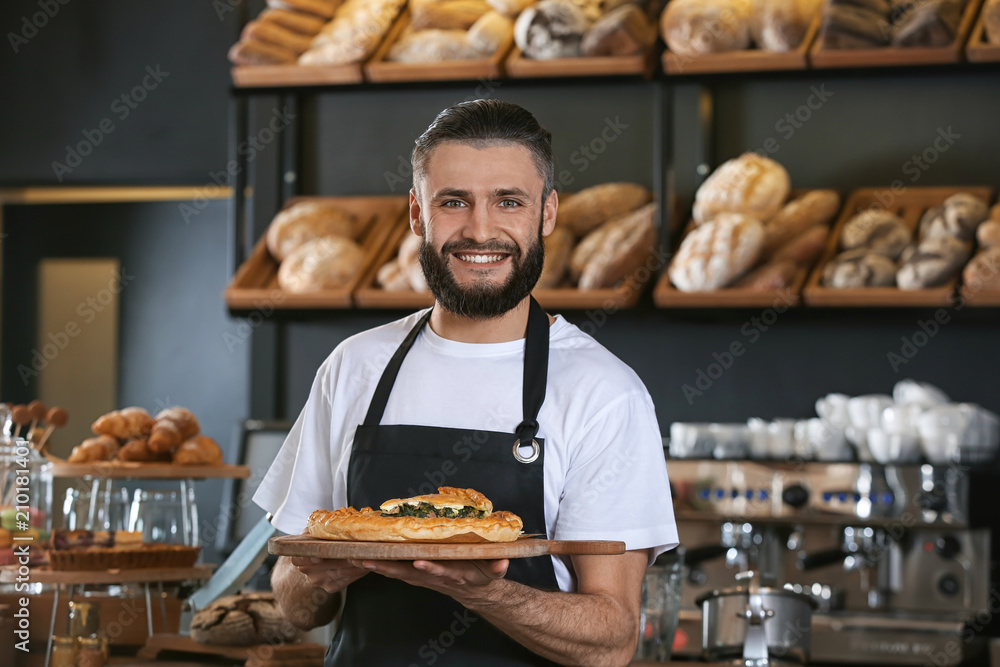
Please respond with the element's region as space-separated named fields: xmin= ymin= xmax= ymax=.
xmin=365 ymin=9 xmax=514 ymax=83
xmin=802 ymin=185 xmax=995 ymax=307
xmin=809 ymin=0 xmax=983 ymax=68
xmin=0 ymin=564 xmax=213 ymax=585
xmin=231 ymin=63 xmax=365 ymax=88
xmin=661 ymin=12 xmax=820 ymax=75
xmin=225 ymin=195 xmax=407 ymax=310
xmin=653 ymin=189 xmax=835 ymax=308
xmin=49 ymin=461 xmax=250 ymax=479
xmin=966 ymin=6 xmax=1000 ymax=62
xmin=505 ymin=46 xmax=657 ymax=79
xmin=354 ymin=215 xmax=657 ymax=310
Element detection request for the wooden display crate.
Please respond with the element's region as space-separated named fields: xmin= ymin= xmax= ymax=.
xmin=354 ymin=215 xmax=660 ymax=310
xmin=653 ymin=190 xmax=837 ymax=308
xmin=802 ymin=185 xmax=995 ymax=307
xmin=225 ymin=196 xmax=408 ymax=310
xmin=662 ymin=12 xmax=821 ymax=75
xmin=506 ymin=46 xmax=657 ymax=79
xmin=231 ymin=63 xmax=365 ymax=88
xmin=809 ymin=0 xmax=983 ymax=68
xmin=966 ymin=4 xmax=1000 ymax=62
xmin=365 ymin=10 xmax=514 ymax=83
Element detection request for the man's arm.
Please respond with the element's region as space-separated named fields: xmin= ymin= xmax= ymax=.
xmin=350 ymin=549 xmax=648 ymax=667
xmin=272 ymin=554 xmax=369 ymax=631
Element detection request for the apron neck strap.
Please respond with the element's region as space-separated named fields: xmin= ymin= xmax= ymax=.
xmin=362 ymin=298 xmax=550 ymax=436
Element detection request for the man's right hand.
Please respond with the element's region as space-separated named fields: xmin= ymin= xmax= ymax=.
xmin=289 ymin=556 xmax=369 ymax=594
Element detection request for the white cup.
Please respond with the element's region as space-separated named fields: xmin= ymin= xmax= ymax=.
xmin=847 ymin=395 xmax=894 ymax=431
xmin=815 ymin=394 xmax=851 ymax=427
xmin=893 ymin=379 xmax=950 ymax=409
xmin=917 ymin=405 xmax=970 ymax=443
xmin=747 ymin=418 xmax=770 ymax=459
xmin=921 ymin=433 xmax=960 ymax=465
xmin=881 ymin=403 xmax=923 ymax=436
xmin=768 ymin=419 xmax=796 ymax=459
xmin=868 ymin=428 xmax=920 ymax=464
xmin=807 ymin=418 xmax=850 ymax=461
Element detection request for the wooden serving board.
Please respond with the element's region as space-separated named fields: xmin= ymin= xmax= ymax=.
xmin=231 ymin=63 xmax=365 ymax=88
xmin=364 ymin=10 xmax=514 ymax=83
xmin=268 ymin=534 xmax=625 ymax=560
xmin=49 ymin=461 xmax=249 ymax=479
xmin=802 ymin=186 xmax=995 ymax=307
xmin=966 ymin=5 xmax=1000 ymax=62
xmin=139 ymin=634 xmax=325 ymax=664
xmin=505 ymin=46 xmax=656 ymax=79
xmin=662 ymin=12 xmax=821 ymax=75
xmin=653 ymin=189 xmax=838 ymax=308
xmin=353 ymin=211 xmax=659 ymax=310
xmin=0 ymin=564 xmax=213 ymax=585
xmin=225 ymin=195 xmax=407 ymax=310
xmin=809 ymin=0 xmax=983 ymax=68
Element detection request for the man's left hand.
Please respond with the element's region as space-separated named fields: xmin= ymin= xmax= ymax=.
xmin=346 ymin=558 xmax=508 ymax=603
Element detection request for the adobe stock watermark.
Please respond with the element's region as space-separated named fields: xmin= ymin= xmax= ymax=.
xmin=10 ymin=438 xmax=35 ymax=652
xmin=408 ymin=610 xmax=479 ymax=667
xmin=182 ymin=106 xmax=296 ymax=224
xmin=574 ymin=244 xmax=670 ymax=338
xmin=50 ymin=65 xmax=170 ymax=181
xmin=558 ymin=116 xmax=631 ymax=188
xmin=16 ymin=267 xmax=135 ymax=385
xmin=8 ymin=0 xmax=71 ymax=54
xmin=222 ymin=290 xmax=287 ymax=353
xmin=681 ymin=289 xmax=797 ymax=405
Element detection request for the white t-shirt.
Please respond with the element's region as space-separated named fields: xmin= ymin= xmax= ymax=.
xmin=253 ymin=309 xmax=678 ymax=592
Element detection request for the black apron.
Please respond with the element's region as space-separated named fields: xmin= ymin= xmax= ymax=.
xmin=327 ymin=297 xmax=561 ymax=667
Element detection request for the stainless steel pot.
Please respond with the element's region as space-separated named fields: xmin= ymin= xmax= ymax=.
xmin=695 ymin=571 xmax=817 ymax=666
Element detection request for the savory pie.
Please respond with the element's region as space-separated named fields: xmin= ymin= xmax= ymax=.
xmin=306 ymin=487 xmax=523 ymax=543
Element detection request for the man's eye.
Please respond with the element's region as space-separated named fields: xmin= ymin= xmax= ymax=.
xmin=443 ymin=200 xmax=466 ymax=208
xmin=499 ymin=200 xmax=520 ymax=208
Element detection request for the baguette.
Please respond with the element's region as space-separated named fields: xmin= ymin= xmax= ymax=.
xmin=410 ymin=0 xmax=491 ymax=30
xmin=557 ymin=182 xmax=652 ymax=237
xmin=538 ymin=227 xmax=575 ymax=288
xmin=733 ymin=259 xmax=798 ymax=290
xmin=259 ymin=8 xmax=329 ymax=35
xmin=228 ymin=39 xmax=298 ymax=65
xmin=963 ymin=247 xmax=1000 ymax=291
xmin=241 ymin=20 xmax=316 ymax=55
xmin=772 ymin=225 xmax=829 ymax=266
xmin=577 ymin=203 xmax=658 ymax=290
xmin=761 ymin=189 xmax=840 ymax=255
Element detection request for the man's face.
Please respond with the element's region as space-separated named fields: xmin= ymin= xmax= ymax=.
xmin=410 ymin=141 xmax=557 ymax=320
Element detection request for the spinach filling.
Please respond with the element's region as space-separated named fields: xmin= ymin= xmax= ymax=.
xmin=381 ymin=502 xmax=487 ymax=519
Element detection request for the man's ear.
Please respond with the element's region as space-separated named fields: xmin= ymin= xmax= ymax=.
xmin=409 ymin=188 xmax=423 ymax=236
xmin=541 ymin=189 xmax=559 ymax=237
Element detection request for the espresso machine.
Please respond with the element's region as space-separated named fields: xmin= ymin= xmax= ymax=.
xmin=668 ymin=458 xmax=995 ymax=665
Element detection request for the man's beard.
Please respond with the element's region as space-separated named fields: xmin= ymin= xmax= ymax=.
xmin=418 ymin=215 xmax=545 ymax=321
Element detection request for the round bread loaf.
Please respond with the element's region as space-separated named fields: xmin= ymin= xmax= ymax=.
xmin=266 ymin=201 xmax=358 ymax=261
xmin=190 ymin=593 xmax=302 ymax=646
xmin=976 ymin=220 xmax=1000 ymax=249
xmin=277 ymin=236 xmax=366 ymax=293
xmin=841 ymin=210 xmax=910 ymax=259
xmin=822 ymin=248 xmax=897 ymax=288
xmin=692 ymin=153 xmax=790 ymax=226
xmin=669 ymin=212 xmax=765 ymax=291
xmin=514 ymin=0 xmax=591 ymax=59
xmin=661 ymin=0 xmax=752 ymax=58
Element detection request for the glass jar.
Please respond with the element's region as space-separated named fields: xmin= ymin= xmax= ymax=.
xmin=78 ymin=636 xmax=108 ymax=667
xmin=51 ymin=636 xmax=79 ymax=667
xmin=0 ymin=437 xmax=54 ymax=541
xmin=68 ymin=600 xmax=100 ymax=638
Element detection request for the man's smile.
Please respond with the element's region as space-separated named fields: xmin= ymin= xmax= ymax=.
xmin=453 ymin=252 xmax=511 ymax=266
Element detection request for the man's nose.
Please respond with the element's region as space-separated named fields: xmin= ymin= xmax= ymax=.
xmin=463 ymin=203 xmax=495 ymax=243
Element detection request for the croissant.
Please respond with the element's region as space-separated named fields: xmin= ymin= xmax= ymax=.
xmin=68 ymin=436 xmax=120 ymax=463
xmin=118 ymin=438 xmax=170 ymax=462
xmin=173 ymin=435 xmax=223 ymax=465
xmin=92 ymin=407 xmax=154 ymax=440
xmin=148 ymin=421 xmax=183 ymax=453
xmin=155 ymin=407 xmax=200 ymax=439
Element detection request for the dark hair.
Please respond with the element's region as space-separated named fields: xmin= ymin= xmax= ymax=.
xmin=412 ymin=99 xmax=555 ymax=199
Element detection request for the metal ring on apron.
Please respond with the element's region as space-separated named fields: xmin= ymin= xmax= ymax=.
xmin=512 ymin=438 xmax=541 ymax=464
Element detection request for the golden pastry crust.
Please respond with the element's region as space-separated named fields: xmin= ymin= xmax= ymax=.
xmin=306 ymin=507 xmax=523 ymax=543
xmin=380 ymin=486 xmax=492 ymax=513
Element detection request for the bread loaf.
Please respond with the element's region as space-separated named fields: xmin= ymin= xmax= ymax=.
xmin=267 ymin=0 xmax=338 ymax=19
xmin=557 ymin=182 xmax=652 ymax=237
xmin=819 ymin=2 xmax=890 ymax=48
xmin=411 ymin=0 xmax=491 ymax=30
xmin=174 ymin=435 xmax=224 ymax=466
xmin=514 ymin=0 xmax=591 ymax=59
xmin=985 ymin=0 xmax=1000 ymax=44
xmin=661 ymin=0 xmax=753 ymax=57
xmin=896 ymin=235 xmax=971 ymax=289
xmin=841 ymin=210 xmax=910 ymax=259
xmin=228 ymin=40 xmax=298 ymax=66
xmin=396 ymin=233 xmax=429 ymax=291
xmin=300 ymin=0 xmax=406 ymax=65
xmin=376 ymin=259 xmax=411 ymax=291
xmin=762 ymin=189 xmax=840 ymax=254
xmin=92 ymin=408 xmax=155 ymax=440
xmin=190 ymin=593 xmax=302 ymax=646
xmin=488 ymin=0 xmax=534 ymax=16
xmin=772 ymin=225 xmax=829 ymax=266
xmin=891 ymin=0 xmax=963 ymax=47
xmin=733 ymin=259 xmax=798 ymax=290
xmin=963 ymin=247 xmax=1000 ymax=291
xmin=277 ymin=236 xmax=366 ymax=292
xmin=538 ymin=227 xmax=575 ymax=288
xmin=388 ymin=29 xmax=482 ymax=61
xmin=669 ymin=213 xmax=765 ymax=291
xmin=241 ymin=19 xmax=316 ymax=54
xmin=468 ymin=10 xmax=515 ymax=53
xmin=751 ymin=0 xmax=821 ymax=51
xmin=693 ymin=153 xmax=791 ymax=226
xmin=942 ymin=193 xmax=989 ymax=240
xmin=266 ymin=201 xmax=358 ymax=261
xmin=581 ymin=4 xmax=656 ymax=56
xmin=822 ymin=248 xmax=897 ymax=287
xmin=578 ymin=203 xmax=658 ymax=290
xmin=259 ymin=8 xmax=329 ymax=35
xmin=976 ymin=220 xmax=1000 ymax=249
xmin=68 ymin=436 xmax=120 ymax=463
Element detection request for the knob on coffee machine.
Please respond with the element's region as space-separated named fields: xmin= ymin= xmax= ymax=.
xmin=935 ymin=535 xmax=962 ymax=559
xmin=782 ymin=484 xmax=810 ymax=508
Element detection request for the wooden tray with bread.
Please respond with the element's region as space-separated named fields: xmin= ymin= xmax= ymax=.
xmin=802 ymin=186 xmax=995 ymax=306
xmin=231 ymin=64 xmax=365 ymax=88
xmin=269 ymin=534 xmax=625 ymax=560
xmin=654 ymin=160 xmax=843 ymax=308
xmin=354 ymin=185 xmax=661 ymax=310
xmin=226 ymin=196 xmax=407 ymax=310
xmin=661 ymin=11 xmax=821 ymax=75
xmin=364 ymin=9 xmax=514 ymax=83
xmin=809 ymin=0 xmax=983 ymax=68
xmin=966 ymin=2 xmax=1000 ymax=62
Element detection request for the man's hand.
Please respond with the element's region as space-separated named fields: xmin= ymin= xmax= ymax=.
xmin=291 ymin=556 xmax=370 ymax=594
xmin=346 ymin=558 xmax=508 ymax=604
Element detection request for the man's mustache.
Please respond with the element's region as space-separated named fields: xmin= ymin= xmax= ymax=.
xmin=440 ymin=240 xmax=520 ymax=256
